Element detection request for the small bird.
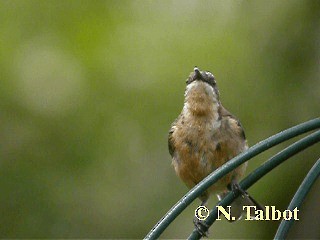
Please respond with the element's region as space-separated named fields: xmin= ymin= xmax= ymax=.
xmin=168 ymin=67 xmax=259 ymax=234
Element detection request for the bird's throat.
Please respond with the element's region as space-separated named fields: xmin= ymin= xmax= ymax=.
xmin=184 ymin=81 xmax=220 ymax=119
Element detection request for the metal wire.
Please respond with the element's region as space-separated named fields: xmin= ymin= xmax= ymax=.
xmin=144 ymin=118 xmax=320 ymax=240
xmin=274 ymin=158 xmax=320 ymax=239
xmin=188 ymin=130 xmax=320 ymax=240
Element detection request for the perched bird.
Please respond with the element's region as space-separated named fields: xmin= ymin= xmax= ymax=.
xmin=168 ymin=67 xmax=259 ymax=234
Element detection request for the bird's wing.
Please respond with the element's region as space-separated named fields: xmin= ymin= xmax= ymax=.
xmin=219 ymin=106 xmax=246 ymax=140
xmin=168 ymin=118 xmax=178 ymax=157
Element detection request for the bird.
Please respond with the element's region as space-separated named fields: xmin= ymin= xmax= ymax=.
xmin=168 ymin=67 xmax=260 ymax=235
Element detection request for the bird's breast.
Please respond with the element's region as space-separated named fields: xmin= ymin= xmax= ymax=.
xmin=172 ymin=116 xmax=222 ymax=185
xmin=171 ymin=113 xmax=247 ymax=192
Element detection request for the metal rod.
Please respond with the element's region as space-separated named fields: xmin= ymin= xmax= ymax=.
xmin=144 ymin=118 xmax=320 ymax=239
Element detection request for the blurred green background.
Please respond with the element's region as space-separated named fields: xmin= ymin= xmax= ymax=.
xmin=0 ymin=0 xmax=319 ymax=238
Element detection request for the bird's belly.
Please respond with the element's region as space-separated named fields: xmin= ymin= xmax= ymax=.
xmin=173 ymin=150 xmax=235 ymax=193
xmin=172 ymin=125 xmax=247 ymax=193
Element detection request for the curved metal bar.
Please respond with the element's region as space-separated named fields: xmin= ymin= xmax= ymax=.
xmin=188 ymin=130 xmax=320 ymax=240
xmin=274 ymin=158 xmax=320 ymax=239
xmin=144 ymin=118 xmax=320 ymax=239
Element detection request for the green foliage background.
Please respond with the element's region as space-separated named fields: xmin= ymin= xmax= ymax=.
xmin=0 ymin=0 xmax=319 ymax=238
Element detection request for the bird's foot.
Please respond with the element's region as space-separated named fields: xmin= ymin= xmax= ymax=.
xmin=228 ymin=181 xmax=264 ymax=211
xmin=228 ymin=181 xmax=248 ymax=198
xmin=193 ymin=216 xmax=209 ymax=238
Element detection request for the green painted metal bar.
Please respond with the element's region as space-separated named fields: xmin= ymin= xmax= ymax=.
xmin=274 ymin=158 xmax=320 ymax=239
xmin=188 ymin=130 xmax=320 ymax=240
xmin=144 ymin=118 xmax=320 ymax=239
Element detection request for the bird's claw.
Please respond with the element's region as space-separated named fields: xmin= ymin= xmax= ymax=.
xmin=228 ymin=181 xmax=264 ymax=211
xmin=228 ymin=181 xmax=249 ymax=198
xmin=193 ymin=217 xmax=209 ymax=237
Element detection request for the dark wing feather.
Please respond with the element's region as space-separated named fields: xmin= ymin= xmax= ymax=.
xmin=168 ymin=118 xmax=178 ymax=157
xmin=219 ymin=106 xmax=246 ymax=140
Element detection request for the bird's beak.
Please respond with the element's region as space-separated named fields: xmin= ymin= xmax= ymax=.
xmin=194 ymin=67 xmax=202 ymax=79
